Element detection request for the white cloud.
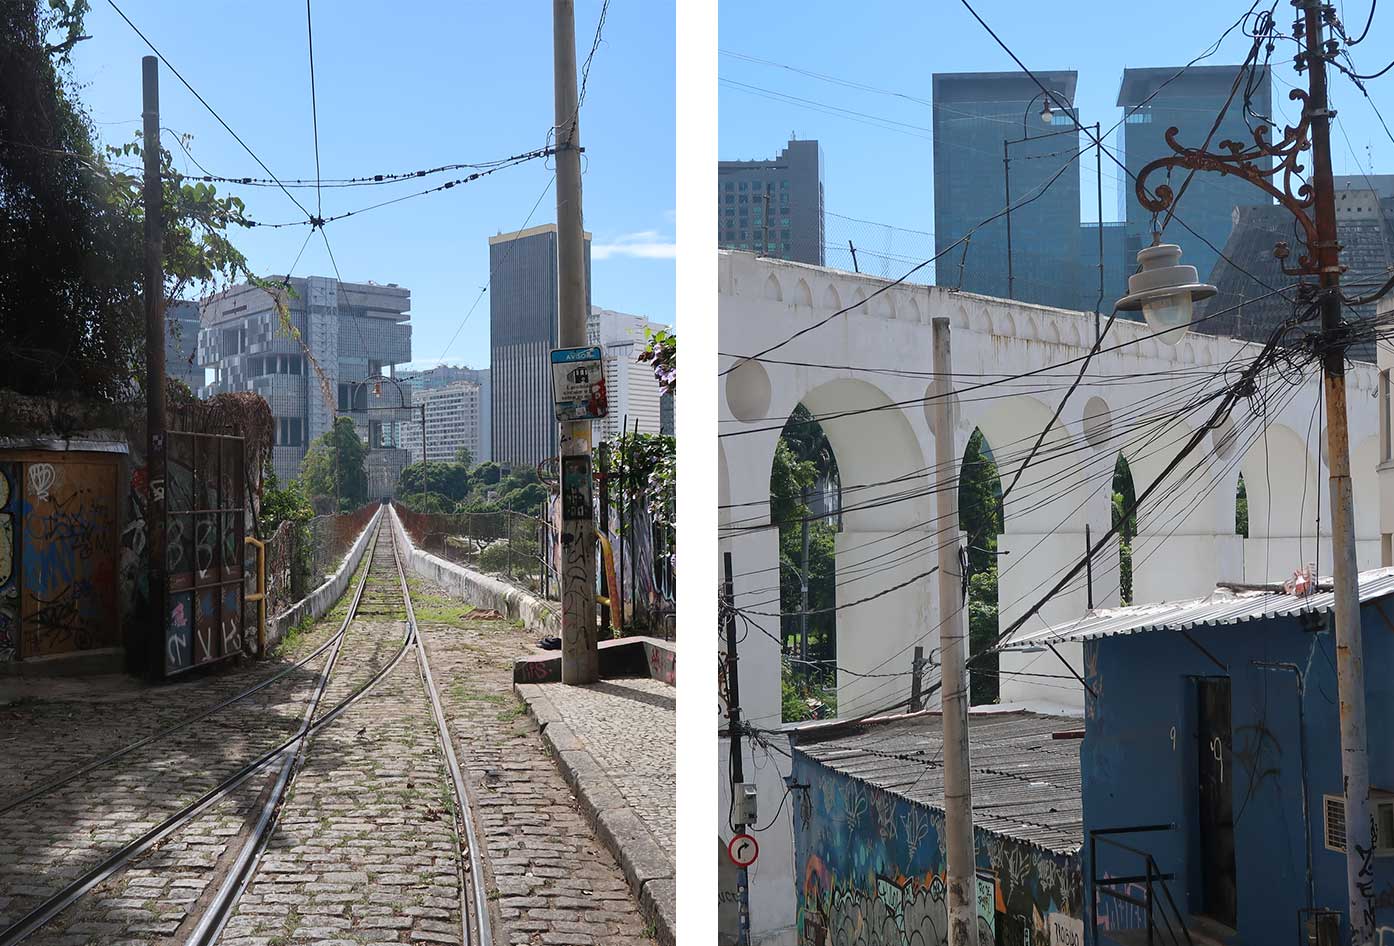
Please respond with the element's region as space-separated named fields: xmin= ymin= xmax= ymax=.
xmin=592 ymin=230 xmax=677 ymax=260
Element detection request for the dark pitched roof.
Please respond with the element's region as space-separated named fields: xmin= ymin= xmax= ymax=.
xmin=794 ymin=710 xmax=1083 ymax=855
xmin=1199 ymin=194 xmax=1394 ymax=362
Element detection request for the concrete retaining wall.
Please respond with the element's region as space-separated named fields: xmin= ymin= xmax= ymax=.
xmin=387 ymin=504 xmax=559 ymax=634
xmin=266 ymin=505 xmax=383 ymax=649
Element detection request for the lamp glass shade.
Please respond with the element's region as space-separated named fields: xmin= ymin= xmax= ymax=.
xmin=1141 ymin=290 xmax=1193 ymax=342
xmin=1040 ymin=104 xmax=1053 ymax=124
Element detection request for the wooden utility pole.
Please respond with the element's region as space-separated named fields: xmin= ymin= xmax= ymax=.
xmin=552 ymin=0 xmax=598 ymax=683
xmin=930 ymin=317 xmax=977 ymax=946
xmin=142 ymin=55 xmax=167 ymax=679
xmin=1301 ymin=4 xmax=1374 ymax=940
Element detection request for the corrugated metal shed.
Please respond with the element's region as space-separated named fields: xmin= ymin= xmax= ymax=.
xmin=795 ymin=711 xmax=1083 ymax=855
xmin=1005 ymin=566 xmax=1394 ymax=650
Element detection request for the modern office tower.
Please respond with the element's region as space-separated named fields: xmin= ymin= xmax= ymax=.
xmin=1204 ymin=176 xmax=1394 ymax=362
xmin=198 ymin=276 xmax=412 ymax=484
xmin=488 ymin=223 xmax=591 ymax=467
xmin=586 ymin=308 xmax=667 ymax=444
xmin=164 ymin=300 xmax=203 ymax=393
xmin=1117 ymin=65 xmax=1272 ymax=288
xmin=932 ymin=71 xmax=1083 ymax=309
xmin=398 ymin=380 xmax=483 ymax=465
xmin=400 ymin=364 xmax=492 ymax=461
xmin=718 ymin=138 xmax=825 ymax=265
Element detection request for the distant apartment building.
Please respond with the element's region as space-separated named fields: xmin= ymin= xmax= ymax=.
xmin=399 ymin=381 xmax=483 ymax=465
xmin=719 ymin=138 xmax=825 ymax=265
xmin=1118 ymin=65 xmax=1272 ymax=289
xmin=400 ymin=364 xmax=492 ymax=461
xmin=932 ymin=71 xmax=1082 ymax=310
xmin=198 ymin=276 xmax=412 ymax=484
xmin=165 ymin=300 xmax=203 ymax=393
xmin=586 ymin=308 xmax=667 ymax=443
xmin=488 ymin=224 xmax=590 ymax=467
xmin=1204 ymin=175 xmax=1394 ymax=362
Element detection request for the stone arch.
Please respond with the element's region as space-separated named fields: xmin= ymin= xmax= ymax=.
xmin=1020 ymin=314 xmax=1039 ymax=342
xmin=1240 ymin=421 xmax=1321 ymax=581
xmin=906 ymin=294 xmax=923 ymax=324
xmin=1068 ymin=322 xmax=1085 ymax=348
xmin=763 ymin=272 xmax=783 ymax=302
xmin=780 ymin=378 xmax=932 ymax=716
xmin=960 ymin=428 xmax=1003 ymax=706
xmin=1044 ymin=321 xmax=1062 ymax=345
xmin=850 ymin=286 xmax=868 ymax=307
xmin=874 ymin=291 xmax=896 ymax=320
xmin=966 ymin=394 xmax=1082 ymax=533
xmin=969 ymin=305 xmax=992 ymax=335
xmin=794 ymin=278 xmax=813 ymax=306
xmin=821 ymin=283 xmax=842 ymax=310
xmin=992 ymin=309 xmax=1017 ymax=338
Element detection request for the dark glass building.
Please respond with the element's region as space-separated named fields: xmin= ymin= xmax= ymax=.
xmin=487 ymin=223 xmax=591 ymax=467
xmin=1118 ymin=65 xmax=1272 ymax=289
xmin=719 ymin=138 xmax=825 ymax=265
xmin=932 ymin=71 xmax=1083 ymax=310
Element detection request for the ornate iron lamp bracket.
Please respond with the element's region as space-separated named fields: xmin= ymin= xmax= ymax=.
xmin=1134 ymin=88 xmax=1320 ymax=276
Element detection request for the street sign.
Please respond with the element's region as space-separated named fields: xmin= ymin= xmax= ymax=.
xmin=727 ymin=832 xmax=759 ymax=868
xmin=551 ymin=346 xmax=608 ymax=421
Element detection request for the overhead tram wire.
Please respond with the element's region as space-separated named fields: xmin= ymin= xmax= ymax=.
xmin=306 ymin=0 xmax=324 ymax=223
xmin=437 ymin=174 xmax=556 ymax=365
xmin=106 ymin=0 xmax=312 ymax=224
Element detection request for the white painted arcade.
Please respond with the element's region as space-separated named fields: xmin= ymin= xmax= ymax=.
xmin=716 ymin=250 xmax=1381 ymax=945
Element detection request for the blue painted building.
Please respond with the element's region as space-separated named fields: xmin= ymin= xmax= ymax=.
xmin=790 ymin=710 xmax=1087 ymax=946
xmin=1009 ymin=572 xmax=1394 ymax=945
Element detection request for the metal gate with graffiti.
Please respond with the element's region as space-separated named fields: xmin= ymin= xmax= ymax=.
xmin=161 ymin=431 xmax=245 ymax=676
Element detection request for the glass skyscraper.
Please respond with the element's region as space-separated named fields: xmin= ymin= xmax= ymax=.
xmin=487 ymin=223 xmax=591 ymax=467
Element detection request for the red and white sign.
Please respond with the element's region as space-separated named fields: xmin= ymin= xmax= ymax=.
xmin=727 ymin=833 xmax=759 ymax=868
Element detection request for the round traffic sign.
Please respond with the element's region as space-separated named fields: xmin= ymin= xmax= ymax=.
xmin=728 ymin=832 xmax=759 ymax=868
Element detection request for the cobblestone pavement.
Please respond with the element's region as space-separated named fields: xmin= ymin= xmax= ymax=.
xmin=410 ymin=576 xmax=657 ymax=946
xmin=0 ymin=547 xmax=375 ymax=945
xmin=535 ymin=678 xmax=675 ymax=863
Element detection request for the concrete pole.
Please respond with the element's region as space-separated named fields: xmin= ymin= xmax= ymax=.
xmin=800 ymin=486 xmax=810 ymax=662
xmin=930 ymin=317 xmax=977 ymax=946
xmin=553 ymin=0 xmax=598 ymax=683
xmin=142 ymin=56 xmax=168 ymax=679
xmin=1302 ymin=4 xmax=1374 ymax=940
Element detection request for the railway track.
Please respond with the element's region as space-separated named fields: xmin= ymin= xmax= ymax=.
xmin=0 ymin=510 xmax=491 ymax=946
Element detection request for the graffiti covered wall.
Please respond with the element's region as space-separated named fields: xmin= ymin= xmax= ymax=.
xmin=0 ymin=463 xmax=17 ymax=661
xmin=792 ymin=754 xmax=1083 ymax=946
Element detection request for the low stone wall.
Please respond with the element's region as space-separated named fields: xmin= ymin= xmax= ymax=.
xmin=266 ymin=505 xmax=383 ymax=650
xmin=388 ymin=504 xmax=559 ymax=634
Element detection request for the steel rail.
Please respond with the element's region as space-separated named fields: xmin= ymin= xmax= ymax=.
xmin=0 ymin=507 xmax=386 ymax=818
xmin=0 ymin=519 xmax=418 ymax=946
xmin=181 ymin=521 xmax=395 ymax=946
xmin=395 ymin=506 xmax=494 ymax=946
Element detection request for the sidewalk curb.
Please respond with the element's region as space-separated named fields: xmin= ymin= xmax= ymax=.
xmin=515 ymin=681 xmax=675 ymax=946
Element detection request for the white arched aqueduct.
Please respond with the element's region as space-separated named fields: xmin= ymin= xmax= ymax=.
xmin=717 ymin=251 xmax=1381 ymax=943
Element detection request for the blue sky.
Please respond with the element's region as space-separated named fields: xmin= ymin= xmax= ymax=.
xmin=719 ymin=0 xmax=1394 ymax=279
xmin=72 ymin=0 xmax=674 ymax=372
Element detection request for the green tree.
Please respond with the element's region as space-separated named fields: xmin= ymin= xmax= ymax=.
xmin=1236 ymin=474 xmax=1249 ymax=538
xmin=259 ymin=470 xmax=314 ymax=536
xmin=454 ymin=445 xmax=474 ymax=468
xmin=474 ymin=461 xmax=502 ymax=486
xmin=771 ymin=405 xmax=840 ymax=722
xmin=959 ymin=429 xmax=1003 ymax=705
xmin=1 ymin=1 xmax=260 ymax=400
xmin=397 ymin=491 xmax=452 ymax=515
xmin=1113 ymin=455 xmax=1138 ymax=605
xmin=398 ymin=461 xmax=471 ymax=502
xmin=300 ymin=417 xmax=368 ymax=512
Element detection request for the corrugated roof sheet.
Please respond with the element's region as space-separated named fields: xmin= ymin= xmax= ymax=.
xmin=1005 ymin=566 xmax=1394 ymax=650
xmin=795 ymin=711 xmax=1083 ymax=856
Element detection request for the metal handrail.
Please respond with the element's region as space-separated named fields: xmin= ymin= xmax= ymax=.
xmin=1090 ymin=825 xmax=1193 ymax=946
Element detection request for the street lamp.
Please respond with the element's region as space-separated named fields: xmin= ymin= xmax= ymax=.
xmin=1114 ymin=241 xmax=1216 ymax=341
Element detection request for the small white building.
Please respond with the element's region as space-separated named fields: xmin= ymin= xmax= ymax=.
xmin=587 ymin=307 xmax=668 ymax=443
xmin=399 ymin=380 xmax=483 ymax=465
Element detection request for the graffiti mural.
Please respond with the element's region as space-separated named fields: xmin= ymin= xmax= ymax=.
xmin=16 ymin=455 xmax=119 ymax=657
xmin=793 ymin=758 xmax=1083 ymax=946
xmin=0 ymin=463 xmax=18 ymax=661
